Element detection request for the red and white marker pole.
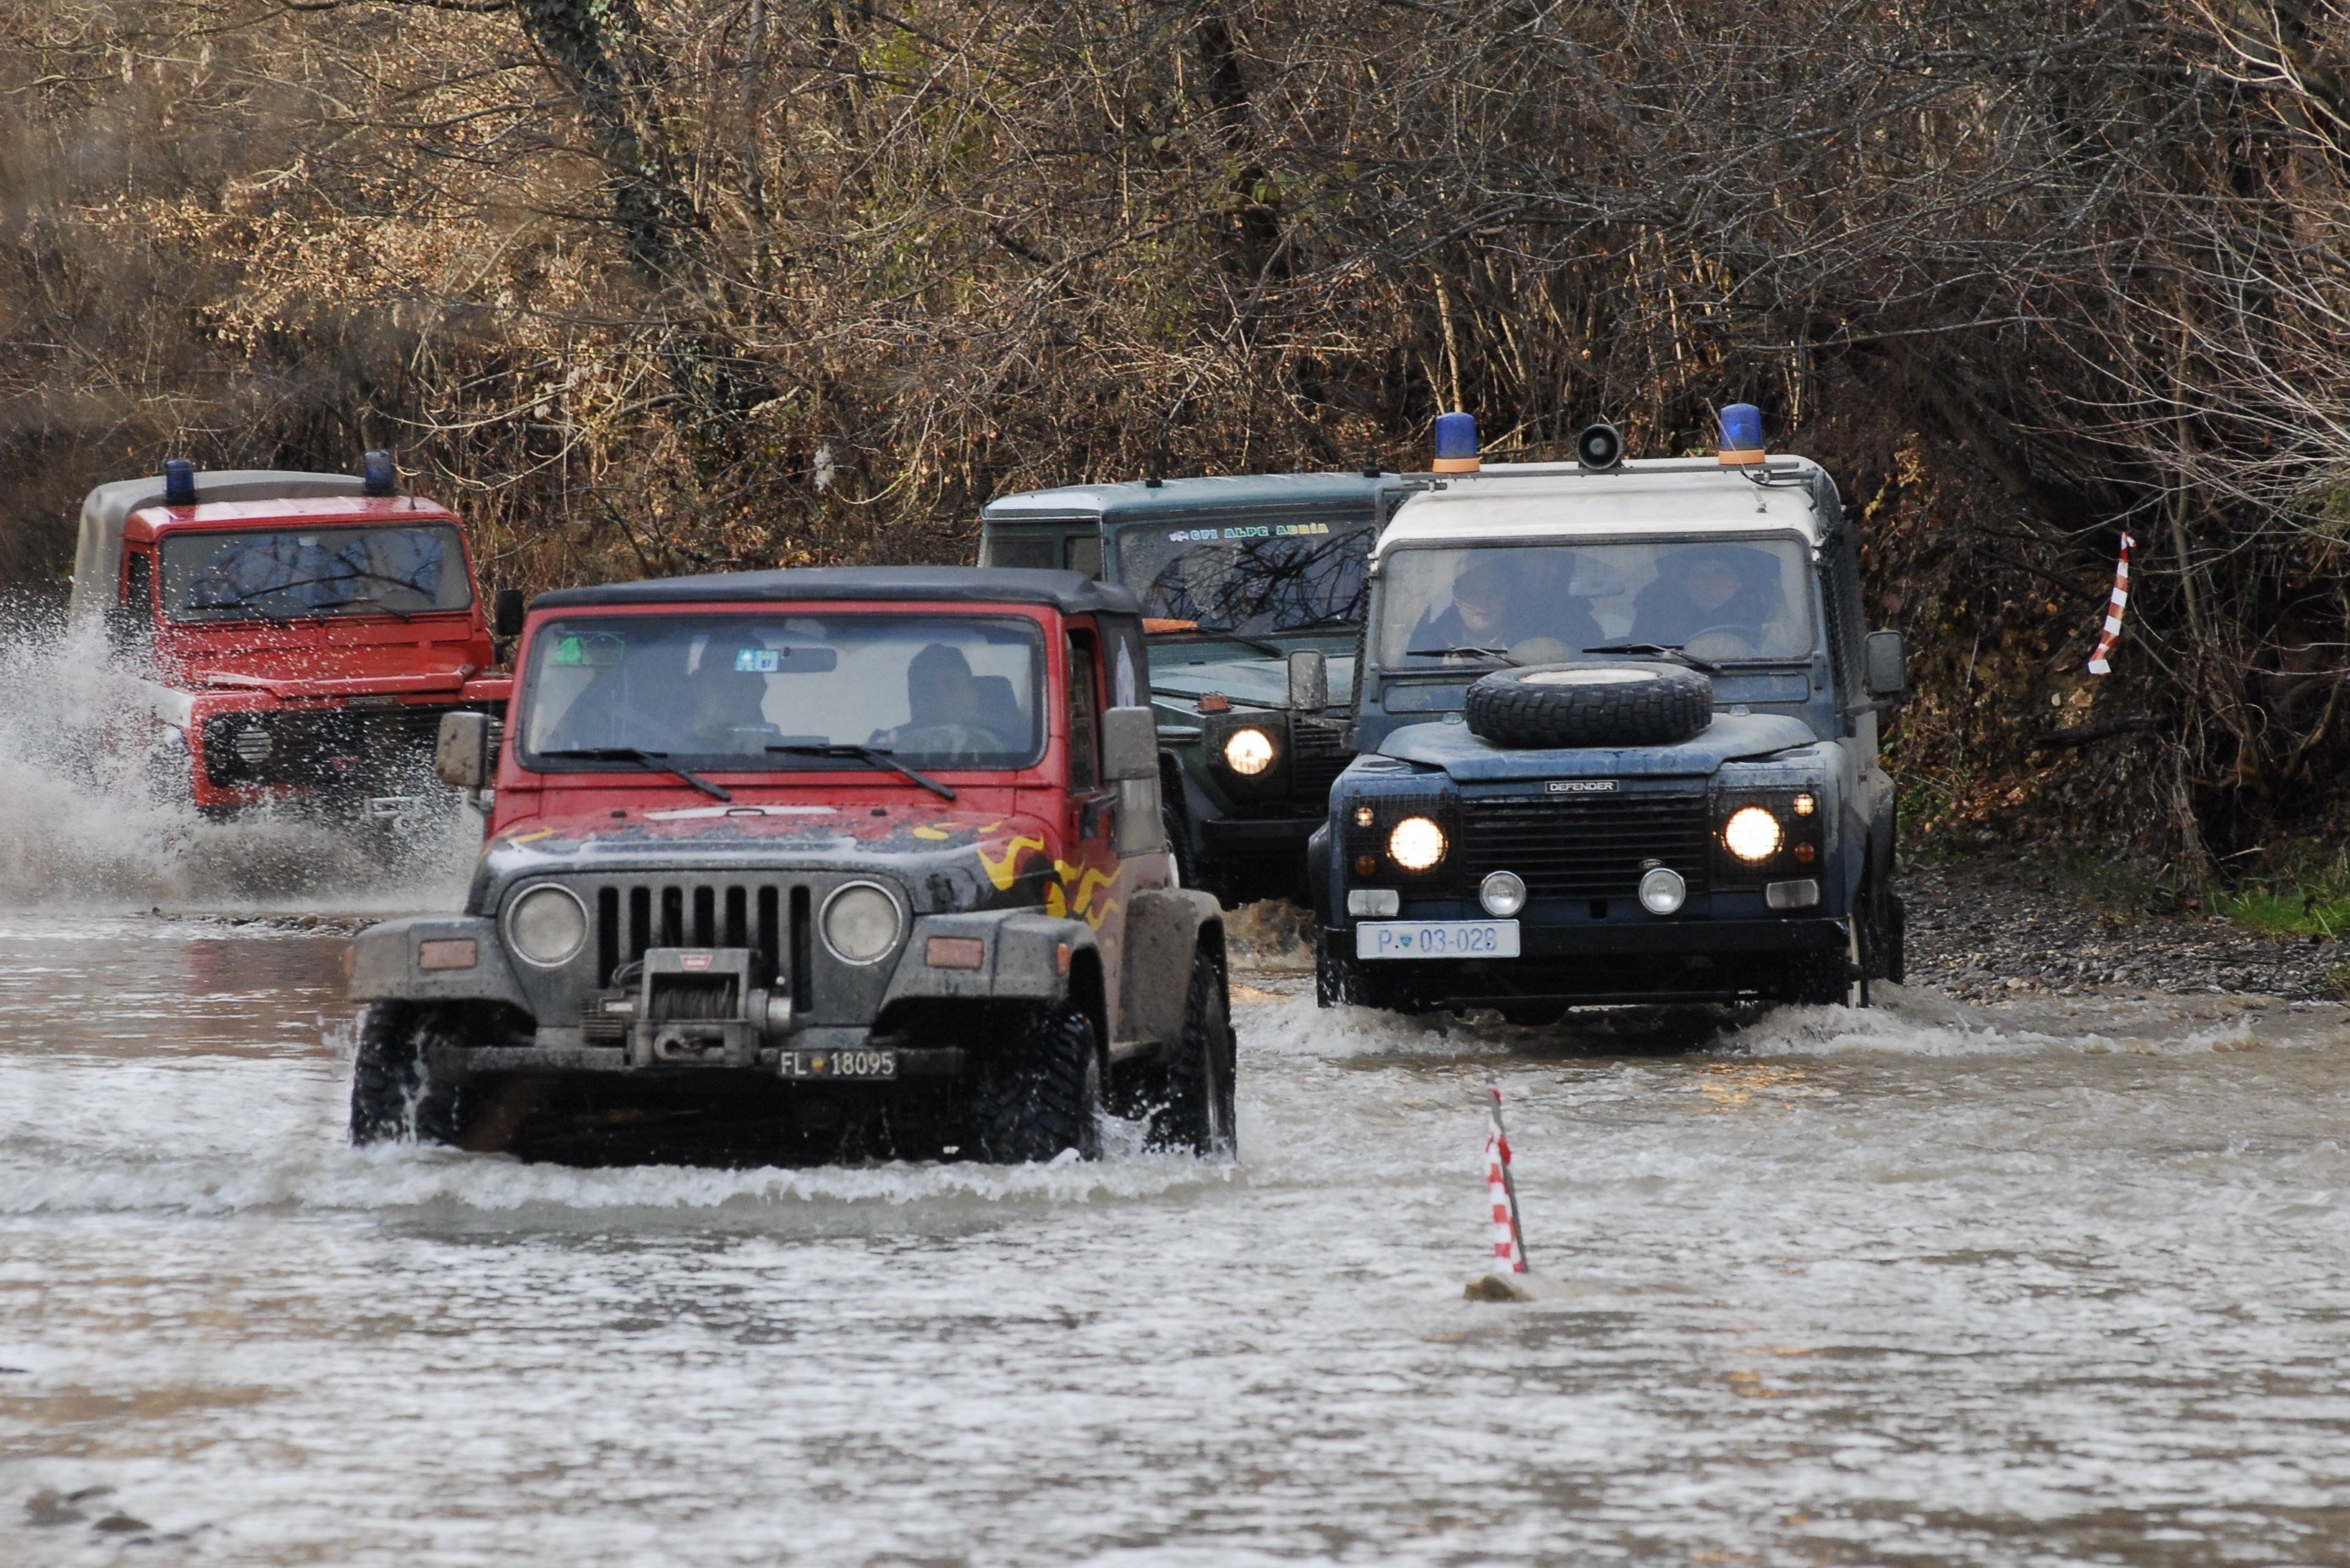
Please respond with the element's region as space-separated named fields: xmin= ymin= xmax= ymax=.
xmin=1485 ymin=1085 xmax=1529 ymax=1274
xmin=2087 ymin=532 xmax=2134 ymax=676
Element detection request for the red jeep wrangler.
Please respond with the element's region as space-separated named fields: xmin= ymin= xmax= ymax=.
xmin=345 ymin=567 xmax=1233 ymax=1163
xmin=69 ymin=455 xmax=516 ymax=825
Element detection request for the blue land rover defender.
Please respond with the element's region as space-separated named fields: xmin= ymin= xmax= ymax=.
xmin=980 ymin=473 xmax=1397 ymax=902
xmin=1311 ymin=413 xmax=1908 ymax=1017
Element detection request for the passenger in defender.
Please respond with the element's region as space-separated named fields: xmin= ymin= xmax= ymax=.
xmin=1631 ymin=544 xmax=1783 ymax=652
xmin=1408 ymin=555 xmax=1598 ymax=661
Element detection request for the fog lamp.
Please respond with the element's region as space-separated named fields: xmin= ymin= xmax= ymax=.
xmin=1480 ymin=871 xmax=1527 ymax=918
xmin=1388 ymin=816 xmax=1447 ymax=872
xmin=506 ymin=885 xmax=587 ymax=968
xmin=925 ymin=935 xmax=986 ymax=971
xmin=1723 ymin=805 xmax=1783 ymax=862
xmin=417 ymin=937 xmax=478 ymax=972
xmin=1639 ymin=866 xmax=1687 ymax=915
xmin=1222 ymin=726 xmax=1276 ymax=776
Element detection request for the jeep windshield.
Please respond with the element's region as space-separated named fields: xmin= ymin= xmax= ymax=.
xmin=1376 ymin=537 xmax=1816 ymax=669
xmin=518 ymin=612 xmax=1046 ymax=773
xmin=1115 ymin=518 xmax=1375 ymax=636
xmin=162 ymin=524 xmax=473 ymax=621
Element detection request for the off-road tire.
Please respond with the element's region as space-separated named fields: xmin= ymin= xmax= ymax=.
xmin=973 ymin=1002 xmax=1103 ymax=1163
xmin=349 ymin=1001 xmax=467 ymax=1145
xmin=1463 ymin=662 xmax=1712 ymax=749
xmin=1163 ymin=798 xmax=1200 ymax=891
xmin=1156 ymin=946 xmax=1237 ymax=1156
xmin=1316 ymin=934 xmax=1412 ymax=1012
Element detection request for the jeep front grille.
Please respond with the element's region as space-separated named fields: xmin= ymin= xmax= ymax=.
xmin=1458 ymin=791 xmax=1712 ymax=900
xmin=587 ymin=878 xmax=810 ymax=1001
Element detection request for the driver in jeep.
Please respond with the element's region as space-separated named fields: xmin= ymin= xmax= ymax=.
xmin=870 ymin=642 xmax=1012 ymax=757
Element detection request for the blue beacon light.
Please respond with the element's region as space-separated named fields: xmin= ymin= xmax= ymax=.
xmin=1432 ymin=411 xmax=1481 ymax=474
xmin=1717 ymin=403 xmax=1765 ymax=466
xmin=361 ymin=449 xmax=398 ymax=496
xmin=162 ymin=458 xmax=197 ymax=507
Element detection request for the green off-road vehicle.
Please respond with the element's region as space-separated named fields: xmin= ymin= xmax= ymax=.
xmin=980 ymin=473 xmax=1396 ymax=903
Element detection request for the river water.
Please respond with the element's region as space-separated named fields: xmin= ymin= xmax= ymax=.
xmin=5 ymin=888 xmax=2350 ymax=1567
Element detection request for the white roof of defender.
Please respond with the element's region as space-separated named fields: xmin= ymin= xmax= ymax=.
xmin=1374 ymin=457 xmax=1832 ymax=560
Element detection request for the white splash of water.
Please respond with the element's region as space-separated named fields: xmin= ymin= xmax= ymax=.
xmin=0 ymin=597 xmax=477 ymax=911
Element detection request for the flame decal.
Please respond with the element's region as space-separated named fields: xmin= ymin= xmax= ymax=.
xmin=977 ymin=834 xmax=1050 ymax=892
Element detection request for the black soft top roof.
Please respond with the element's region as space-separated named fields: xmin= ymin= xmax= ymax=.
xmin=532 ymin=565 xmax=1144 ymax=617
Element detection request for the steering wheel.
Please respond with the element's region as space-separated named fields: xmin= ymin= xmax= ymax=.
xmin=888 ymin=722 xmax=1006 ymax=760
xmin=1681 ymin=625 xmax=1760 ymax=661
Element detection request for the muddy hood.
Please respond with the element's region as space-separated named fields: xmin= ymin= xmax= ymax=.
xmin=1376 ymin=710 xmax=1820 ymax=781
xmin=473 ymin=804 xmax=1065 ymax=914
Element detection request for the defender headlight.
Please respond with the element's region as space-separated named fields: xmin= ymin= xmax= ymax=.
xmin=1723 ymin=806 xmax=1784 ymax=863
xmin=1389 ymin=816 xmax=1447 ymax=872
xmin=821 ymin=882 xmax=903 ymax=965
xmin=506 ymin=884 xmax=588 ymax=968
xmin=1222 ymin=726 xmax=1277 ymax=776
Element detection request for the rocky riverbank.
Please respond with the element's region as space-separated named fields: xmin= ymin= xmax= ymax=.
xmin=1901 ymin=856 xmax=2347 ymax=1003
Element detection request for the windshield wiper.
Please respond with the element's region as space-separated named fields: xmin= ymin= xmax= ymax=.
xmin=766 ymin=743 xmax=957 ymax=802
xmin=1165 ymin=627 xmax=1288 ymax=658
xmin=539 ymin=748 xmax=732 ymax=801
xmin=1583 ymin=643 xmax=1724 ymax=676
xmin=1404 ymin=645 xmax=1518 ymax=665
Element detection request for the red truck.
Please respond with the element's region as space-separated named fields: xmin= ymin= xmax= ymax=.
xmin=345 ymin=566 xmax=1233 ymax=1163
xmin=69 ymin=455 xmax=517 ymax=828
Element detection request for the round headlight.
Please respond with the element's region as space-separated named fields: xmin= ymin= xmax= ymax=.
xmin=1723 ymin=805 xmax=1783 ymax=863
xmin=1222 ymin=726 xmax=1277 ymax=776
xmin=821 ymin=882 xmax=903 ymax=965
xmin=1389 ymin=815 xmax=1447 ymax=872
xmin=1639 ymin=866 xmax=1688 ymax=915
xmin=507 ymin=884 xmax=587 ymax=968
xmin=1480 ymin=870 xmax=1527 ymax=918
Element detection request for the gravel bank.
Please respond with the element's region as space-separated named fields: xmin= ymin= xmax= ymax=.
xmin=1902 ymin=856 xmax=2347 ymax=1002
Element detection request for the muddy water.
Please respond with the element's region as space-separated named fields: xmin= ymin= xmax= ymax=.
xmin=5 ymin=909 xmax=2350 ymax=1567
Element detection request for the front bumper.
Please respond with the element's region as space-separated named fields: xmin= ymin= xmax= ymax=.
xmin=1326 ymin=913 xmax=1848 ymax=1005
xmin=427 ymin=1028 xmax=966 ymax=1083
xmin=1200 ymin=814 xmax=1322 ymax=857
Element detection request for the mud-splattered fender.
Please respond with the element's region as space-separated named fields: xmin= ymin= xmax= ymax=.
xmin=1117 ymin=887 xmax=1222 ymax=1050
xmin=349 ymin=915 xmax=532 ymax=1012
xmin=877 ymin=911 xmax=1097 ymax=1010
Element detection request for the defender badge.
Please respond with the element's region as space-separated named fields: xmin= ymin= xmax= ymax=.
xmin=1547 ymin=779 xmax=1620 ymax=794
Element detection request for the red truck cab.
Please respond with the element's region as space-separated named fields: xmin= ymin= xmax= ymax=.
xmin=348 ymin=566 xmax=1232 ymax=1164
xmin=69 ymin=458 xmax=514 ymax=824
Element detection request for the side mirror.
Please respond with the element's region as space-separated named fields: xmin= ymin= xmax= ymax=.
xmin=493 ymin=588 xmax=527 ymax=639
xmin=1288 ymin=649 xmax=1329 ymax=711
xmin=1864 ymin=630 xmax=1908 ymax=700
xmin=437 ymin=710 xmax=495 ymax=790
xmin=1101 ymin=705 xmax=1159 ymax=781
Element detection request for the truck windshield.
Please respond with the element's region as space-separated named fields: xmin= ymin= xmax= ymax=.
xmin=519 ymin=613 xmax=1046 ymax=771
xmin=162 ymin=524 xmax=472 ymax=621
xmin=1375 ymin=538 xmax=1816 ymax=667
xmin=1115 ymin=518 xmax=1375 ymax=635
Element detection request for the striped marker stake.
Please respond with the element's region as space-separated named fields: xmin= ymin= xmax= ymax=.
xmin=2087 ymin=532 xmax=2134 ymax=676
xmin=1485 ymin=1085 xmax=1529 ymax=1274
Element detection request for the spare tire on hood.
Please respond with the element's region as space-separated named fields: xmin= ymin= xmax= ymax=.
xmin=1463 ymin=662 xmax=1713 ymax=749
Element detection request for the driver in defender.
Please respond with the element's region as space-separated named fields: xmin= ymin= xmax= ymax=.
xmin=1630 ymin=544 xmax=1782 ymax=651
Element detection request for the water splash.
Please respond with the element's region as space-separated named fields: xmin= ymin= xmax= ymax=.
xmin=0 ymin=596 xmax=478 ymax=910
